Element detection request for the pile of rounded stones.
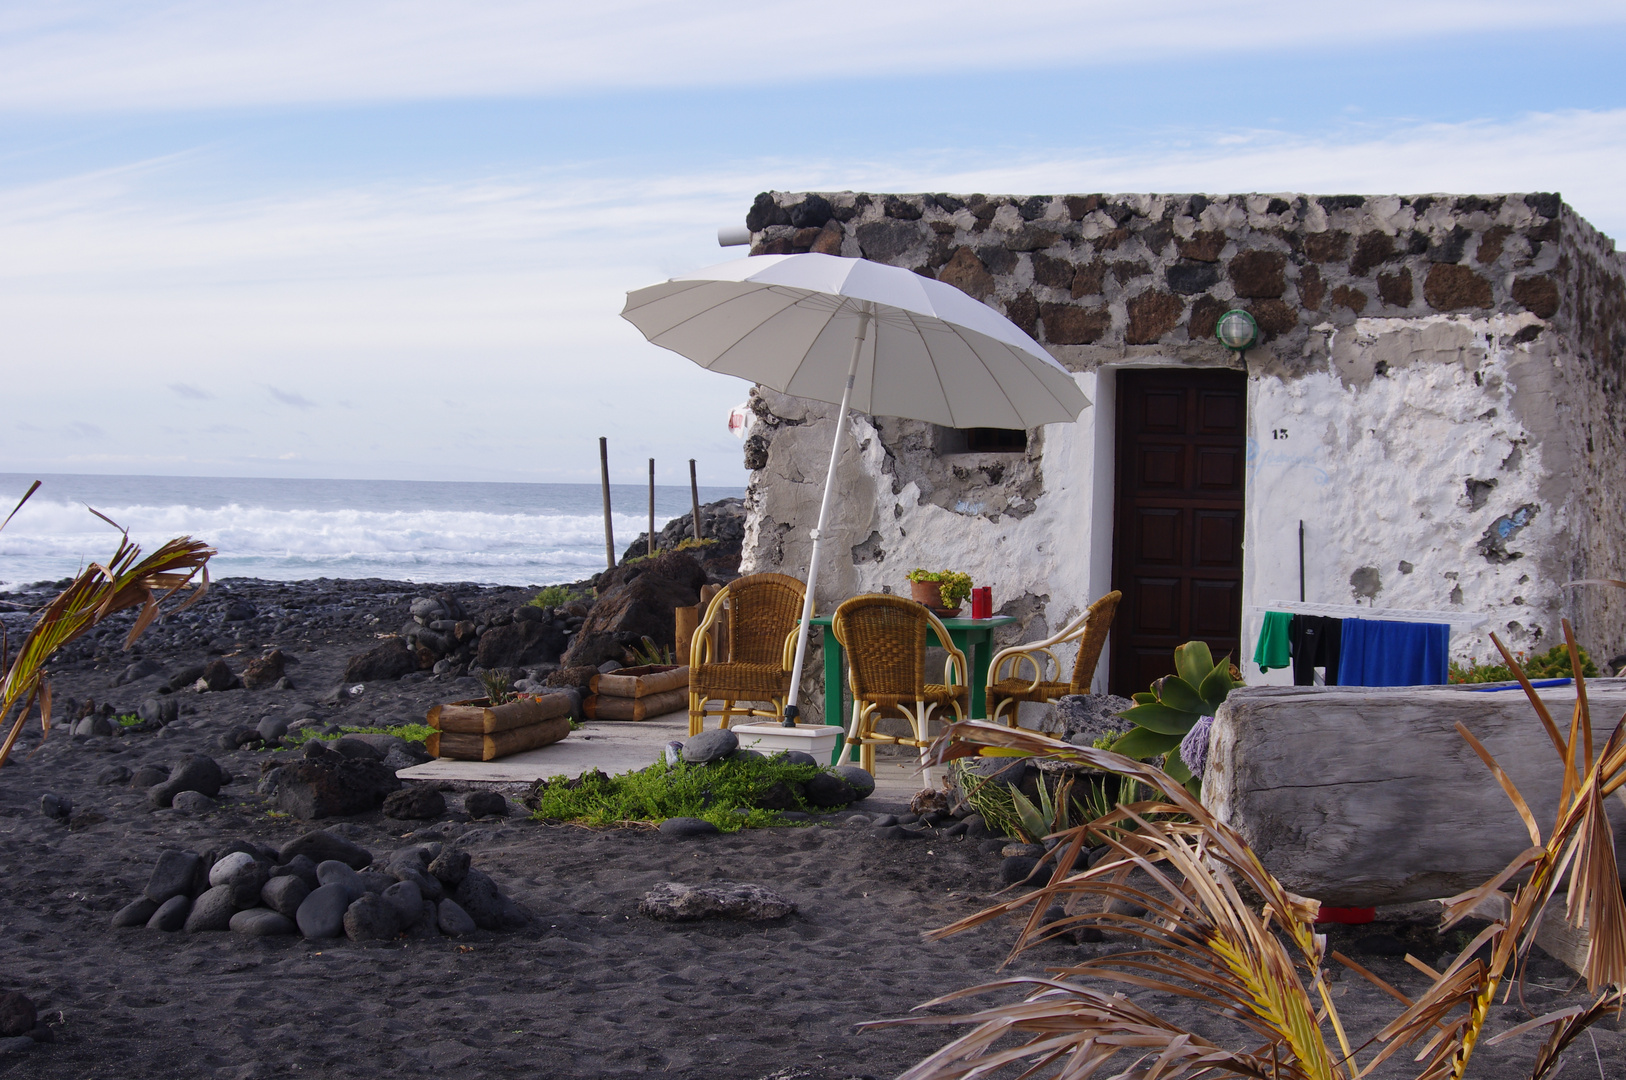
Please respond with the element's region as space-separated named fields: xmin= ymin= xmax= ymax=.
xmin=111 ymin=829 xmax=528 ymax=941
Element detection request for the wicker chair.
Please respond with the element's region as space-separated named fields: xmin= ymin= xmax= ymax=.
xmin=985 ymin=590 xmax=1122 ymax=725
xmin=831 ymin=594 xmax=969 ymax=774
xmin=686 ymin=572 xmax=806 ymax=736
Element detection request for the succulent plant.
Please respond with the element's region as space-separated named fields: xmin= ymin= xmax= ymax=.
xmin=1111 ymin=640 xmax=1242 ymax=786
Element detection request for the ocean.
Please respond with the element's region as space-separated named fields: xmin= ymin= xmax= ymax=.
xmin=0 ymin=474 xmax=744 ymax=589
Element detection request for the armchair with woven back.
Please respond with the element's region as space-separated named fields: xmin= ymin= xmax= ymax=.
xmin=686 ymin=572 xmax=806 ymax=736
xmin=831 ymin=593 xmax=969 ymax=774
xmin=985 ymin=589 xmax=1122 ymax=725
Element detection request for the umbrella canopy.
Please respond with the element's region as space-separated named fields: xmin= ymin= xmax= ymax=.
xmin=621 ymin=252 xmax=1088 ymax=428
xmin=622 ymin=252 xmax=1090 ymax=728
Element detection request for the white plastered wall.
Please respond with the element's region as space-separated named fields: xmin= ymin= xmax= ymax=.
xmin=1240 ymin=312 xmax=1562 ymax=684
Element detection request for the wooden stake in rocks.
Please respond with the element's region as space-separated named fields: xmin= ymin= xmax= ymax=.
xmin=647 ymin=458 xmax=656 ymax=558
xmin=689 ymin=459 xmax=702 ymax=542
xmin=599 ymin=437 xmax=615 ymax=569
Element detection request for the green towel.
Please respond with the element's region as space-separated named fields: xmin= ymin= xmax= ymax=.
xmin=1253 ymin=611 xmax=1293 ymax=672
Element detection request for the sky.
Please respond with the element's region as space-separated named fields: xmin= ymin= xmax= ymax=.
xmin=2 ymin=1 xmax=1624 ymax=487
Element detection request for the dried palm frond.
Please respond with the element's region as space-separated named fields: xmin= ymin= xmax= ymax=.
xmin=875 ymin=622 xmax=1626 ymax=1080
xmin=0 ymin=485 xmax=213 ymax=768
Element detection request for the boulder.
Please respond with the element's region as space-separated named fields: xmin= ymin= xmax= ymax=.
xmin=427 ymin=849 xmax=470 ymax=887
xmin=834 ymin=765 xmax=875 ymax=800
xmin=144 ymin=850 xmax=204 ymax=904
xmin=639 ymin=881 xmax=796 ymax=922
xmin=279 ymin=830 xmax=373 ymax=870
xmin=138 ymin=696 xmax=179 ymax=726
xmin=437 ymin=898 xmax=477 ymax=937
xmin=802 ymin=772 xmax=857 ymax=808
xmin=230 ymin=909 xmax=296 ymax=936
xmin=0 ymin=993 xmax=36 ymax=1039
xmin=451 ymin=868 xmax=527 ymax=930
xmin=342 ymin=637 xmax=418 ymax=683
xmin=201 ymin=658 xmax=239 ymax=692
xmin=295 ymin=883 xmax=352 ymax=939
xmin=682 ymin=729 xmax=738 ymax=764
xmin=380 ymin=880 xmax=424 ymax=926
xmin=343 ymin=894 xmax=402 ymax=941
xmin=1057 ymin=694 xmax=1134 ymax=745
xmin=560 ymin=551 xmax=706 ymax=669
xmin=476 ymin=619 xmax=568 ymax=670
xmin=464 ymin=791 xmax=508 ymax=818
xmin=261 ymin=874 xmax=311 ymax=919
xmin=183 ymin=885 xmax=237 ymax=932
xmin=658 ymin=817 xmax=720 ymax=837
xmin=240 ymin=649 xmax=287 ymax=691
xmin=112 ymin=897 xmax=160 ymax=928
xmin=274 ymin=746 xmax=402 ymax=818
xmin=146 ymin=895 xmax=191 ymax=931
xmin=383 ymin=787 xmax=445 ymax=820
xmin=149 ymin=754 xmax=227 ymax=808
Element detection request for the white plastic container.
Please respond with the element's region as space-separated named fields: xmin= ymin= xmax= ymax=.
xmin=730 ymin=722 xmax=843 ymax=763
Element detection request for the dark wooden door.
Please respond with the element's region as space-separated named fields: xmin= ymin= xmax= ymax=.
xmin=1109 ymin=368 xmax=1247 ymax=697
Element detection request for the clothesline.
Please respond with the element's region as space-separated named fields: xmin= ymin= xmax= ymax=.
xmin=1247 ymin=600 xmax=1489 ymax=630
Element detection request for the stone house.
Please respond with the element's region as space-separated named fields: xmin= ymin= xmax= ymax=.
xmin=732 ymin=190 xmax=1626 ymax=720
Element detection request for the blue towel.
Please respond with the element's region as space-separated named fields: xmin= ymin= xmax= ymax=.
xmin=1335 ymin=618 xmax=1450 ymax=686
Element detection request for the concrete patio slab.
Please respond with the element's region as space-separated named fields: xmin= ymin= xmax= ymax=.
xmin=397 ymin=708 xmax=937 ymax=810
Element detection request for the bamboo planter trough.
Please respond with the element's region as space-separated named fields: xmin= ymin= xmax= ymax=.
xmin=584 ymin=664 xmax=690 ymax=721
xmin=426 ymin=694 xmax=573 ymax=761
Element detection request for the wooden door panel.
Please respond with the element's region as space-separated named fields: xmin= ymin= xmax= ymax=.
xmin=1193 ymin=510 xmax=1239 ymax=566
xmin=1132 ymin=579 xmax=1180 ymax=632
xmin=1139 ymin=446 xmax=1185 ymax=487
xmin=1197 ymin=390 xmax=1244 ymax=433
xmin=1142 ymin=391 xmax=1184 ymax=431
xmin=1135 ymin=509 xmax=1181 ymax=563
xmin=1191 ymin=579 xmax=1241 ymax=636
xmin=1111 ymin=368 xmax=1247 ymax=696
xmin=1196 ymin=447 xmax=1242 ymax=490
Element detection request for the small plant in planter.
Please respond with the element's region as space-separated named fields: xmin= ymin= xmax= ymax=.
xmin=906 ymin=568 xmax=974 ymax=612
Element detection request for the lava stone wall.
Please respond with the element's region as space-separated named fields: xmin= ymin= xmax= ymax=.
xmin=744 ymin=190 xmax=1577 ymax=365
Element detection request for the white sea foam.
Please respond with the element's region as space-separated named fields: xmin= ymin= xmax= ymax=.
xmin=0 ymin=497 xmax=682 ymax=587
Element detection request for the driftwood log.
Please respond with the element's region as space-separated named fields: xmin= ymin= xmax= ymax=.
xmin=1204 ymin=682 xmax=1626 ymax=907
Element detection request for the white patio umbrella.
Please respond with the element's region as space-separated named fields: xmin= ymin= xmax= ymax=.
xmin=621 ymin=252 xmax=1089 ymax=725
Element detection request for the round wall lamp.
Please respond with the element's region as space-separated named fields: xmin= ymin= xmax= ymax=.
xmin=1215 ymin=309 xmax=1258 ymax=353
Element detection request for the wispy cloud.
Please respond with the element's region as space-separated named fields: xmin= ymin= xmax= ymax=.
xmin=168 ymin=382 xmax=212 ymax=400
xmin=2 ymin=107 xmax=1624 ymax=481
xmin=0 ymin=2 xmax=1621 ymax=112
xmin=266 ymin=387 xmax=317 ymax=408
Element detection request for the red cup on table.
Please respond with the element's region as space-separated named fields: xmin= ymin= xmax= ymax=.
xmin=970 ymin=586 xmax=992 ymax=620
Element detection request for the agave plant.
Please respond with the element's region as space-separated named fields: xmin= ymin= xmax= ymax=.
xmin=877 ymin=623 xmax=1624 ymax=1080
xmin=0 ymin=482 xmax=214 ymax=768
xmin=1112 ymin=639 xmax=1242 ymax=787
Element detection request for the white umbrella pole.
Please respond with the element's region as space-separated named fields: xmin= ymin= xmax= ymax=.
xmin=782 ymin=308 xmax=870 ymax=725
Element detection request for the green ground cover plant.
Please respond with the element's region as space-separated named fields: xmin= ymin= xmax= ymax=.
xmin=528 ymin=584 xmax=581 ymax=609
xmin=526 ymin=754 xmax=830 ymax=831
xmin=277 ymin=723 xmax=437 ymax=748
xmin=1450 ymin=642 xmax=1599 ymax=683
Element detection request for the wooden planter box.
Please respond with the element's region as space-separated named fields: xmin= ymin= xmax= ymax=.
xmin=584 ymin=664 xmax=690 ymax=721
xmin=425 ymin=695 xmax=572 ymax=761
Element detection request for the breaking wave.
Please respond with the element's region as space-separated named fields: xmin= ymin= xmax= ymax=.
xmin=0 ymin=476 xmax=741 ymax=587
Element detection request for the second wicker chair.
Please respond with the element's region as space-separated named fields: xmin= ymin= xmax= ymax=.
xmin=831 ymin=593 xmax=968 ymax=774
xmin=686 ymin=572 xmax=806 ymax=736
xmin=985 ymin=590 xmax=1122 ymax=725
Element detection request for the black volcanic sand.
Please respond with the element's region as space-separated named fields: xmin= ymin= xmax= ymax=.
xmin=2 ymin=577 xmax=1624 ymax=1078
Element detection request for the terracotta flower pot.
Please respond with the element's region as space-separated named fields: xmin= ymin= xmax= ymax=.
xmin=910 ymin=580 xmax=946 ymax=606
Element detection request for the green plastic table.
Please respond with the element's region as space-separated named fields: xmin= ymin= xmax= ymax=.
xmin=808 ymin=612 xmax=1017 ymax=763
